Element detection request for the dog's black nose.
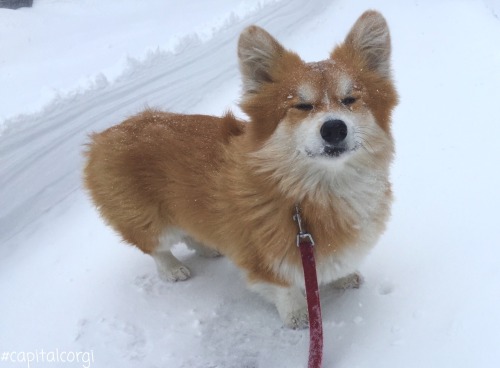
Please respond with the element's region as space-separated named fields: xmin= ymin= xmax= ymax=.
xmin=320 ymin=120 xmax=348 ymax=144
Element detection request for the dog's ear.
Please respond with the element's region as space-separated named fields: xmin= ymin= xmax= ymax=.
xmin=339 ymin=11 xmax=392 ymax=77
xmin=238 ymin=26 xmax=285 ymax=94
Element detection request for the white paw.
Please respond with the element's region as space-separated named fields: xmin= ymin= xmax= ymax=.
xmin=158 ymin=265 xmax=191 ymax=282
xmin=331 ymin=272 xmax=364 ymax=290
xmin=194 ymin=247 xmax=221 ymax=258
xmin=249 ymin=283 xmax=309 ymax=329
xmin=185 ymin=237 xmax=222 ymax=258
xmin=153 ymin=250 xmax=191 ymax=282
xmin=283 ymin=307 xmax=309 ymax=329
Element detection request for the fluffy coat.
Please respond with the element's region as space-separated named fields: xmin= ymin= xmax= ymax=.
xmin=84 ymin=10 xmax=398 ymax=328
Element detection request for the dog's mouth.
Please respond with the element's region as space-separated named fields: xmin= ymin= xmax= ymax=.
xmin=323 ymin=145 xmax=347 ymax=158
xmin=305 ymin=144 xmax=357 ymax=159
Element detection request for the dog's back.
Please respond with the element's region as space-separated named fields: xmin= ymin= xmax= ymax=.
xmin=84 ymin=109 xmax=243 ymax=253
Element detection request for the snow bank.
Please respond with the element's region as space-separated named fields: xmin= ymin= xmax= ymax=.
xmin=0 ymin=0 xmax=280 ymax=121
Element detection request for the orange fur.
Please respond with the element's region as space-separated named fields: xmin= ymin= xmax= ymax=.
xmin=84 ymin=11 xmax=398 ymax=323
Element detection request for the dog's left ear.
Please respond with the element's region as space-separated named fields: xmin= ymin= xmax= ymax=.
xmin=238 ymin=26 xmax=285 ymax=94
xmin=336 ymin=10 xmax=392 ymax=77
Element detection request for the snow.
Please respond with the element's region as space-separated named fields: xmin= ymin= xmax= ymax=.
xmin=1 ymin=0 xmax=500 ymax=367
xmin=0 ymin=0 xmax=278 ymax=120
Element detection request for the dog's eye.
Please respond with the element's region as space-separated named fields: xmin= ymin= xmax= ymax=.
xmin=341 ymin=97 xmax=357 ymax=106
xmin=294 ymin=103 xmax=314 ymax=111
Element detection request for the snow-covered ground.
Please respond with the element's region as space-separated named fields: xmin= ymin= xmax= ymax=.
xmin=1 ymin=0 xmax=500 ymax=367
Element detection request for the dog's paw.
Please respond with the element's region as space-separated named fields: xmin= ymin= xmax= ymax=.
xmin=283 ymin=307 xmax=309 ymax=330
xmin=185 ymin=237 xmax=222 ymax=258
xmin=194 ymin=247 xmax=222 ymax=258
xmin=331 ymin=272 xmax=364 ymax=290
xmin=158 ymin=265 xmax=191 ymax=282
xmin=153 ymin=250 xmax=192 ymax=282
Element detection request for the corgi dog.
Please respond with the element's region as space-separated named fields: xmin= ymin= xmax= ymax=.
xmin=84 ymin=10 xmax=397 ymax=329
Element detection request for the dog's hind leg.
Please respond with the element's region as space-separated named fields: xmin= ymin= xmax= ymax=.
xmin=153 ymin=229 xmax=191 ymax=282
xmin=184 ymin=236 xmax=221 ymax=258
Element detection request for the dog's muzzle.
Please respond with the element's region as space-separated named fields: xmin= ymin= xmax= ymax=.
xmin=320 ymin=119 xmax=348 ymax=157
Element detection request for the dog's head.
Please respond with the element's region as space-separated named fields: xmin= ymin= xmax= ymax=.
xmin=238 ymin=11 xmax=398 ymax=195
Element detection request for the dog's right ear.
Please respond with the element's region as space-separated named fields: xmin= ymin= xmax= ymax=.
xmin=238 ymin=26 xmax=285 ymax=94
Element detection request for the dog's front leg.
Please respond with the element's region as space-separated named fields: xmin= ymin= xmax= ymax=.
xmin=248 ymin=282 xmax=309 ymax=329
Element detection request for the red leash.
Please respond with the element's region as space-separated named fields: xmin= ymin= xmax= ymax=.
xmin=294 ymin=205 xmax=323 ymax=368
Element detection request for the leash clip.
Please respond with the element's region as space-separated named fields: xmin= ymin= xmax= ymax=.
xmin=293 ymin=205 xmax=315 ymax=247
